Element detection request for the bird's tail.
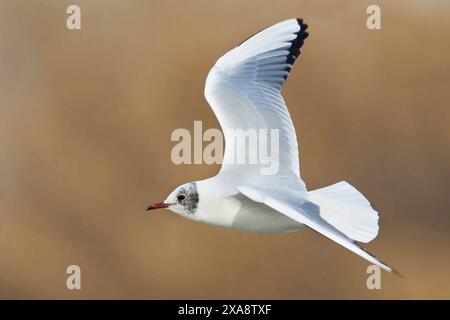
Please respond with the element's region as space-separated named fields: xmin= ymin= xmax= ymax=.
xmin=308 ymin=181 xmax=379 ymax=243
xmin=309 ymin=181 xmax=401 ymax=275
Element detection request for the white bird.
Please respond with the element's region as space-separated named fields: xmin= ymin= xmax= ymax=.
xmin=147 ymin=18 xmax=399 ymax=274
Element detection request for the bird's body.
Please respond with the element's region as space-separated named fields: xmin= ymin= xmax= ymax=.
xmin=147 ymin=18 xmax=398 ymax=274
xmin=180 ymin=175 xmax=305 ymax=234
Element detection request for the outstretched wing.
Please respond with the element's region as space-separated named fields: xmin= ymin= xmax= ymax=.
xmin=204 ymin=18 xmax=308 ymax=179
xmin=236 ymin=182 xmax=399 ymax=274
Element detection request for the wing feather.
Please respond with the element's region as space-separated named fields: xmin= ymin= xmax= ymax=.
xmin=204 ymin=18 xmax=309 ymax=179
xmin=237 ymin=183 xmax=399 ymax=275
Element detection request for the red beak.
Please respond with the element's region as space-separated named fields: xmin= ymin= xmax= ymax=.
xmin=146 ymin=202 xmax=170 ymax=211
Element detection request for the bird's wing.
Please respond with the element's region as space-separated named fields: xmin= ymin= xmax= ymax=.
xmin=204 ymin=18 xmax=308 ymax=180
xmin=236 ymin=182 xmax=399 ymax=274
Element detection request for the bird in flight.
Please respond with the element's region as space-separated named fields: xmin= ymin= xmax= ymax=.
xmin=147 ymin=18 xmax=398 ymax=274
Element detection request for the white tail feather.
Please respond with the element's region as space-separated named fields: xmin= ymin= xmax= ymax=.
xmin=309 ymin=181 xmax=379 ymax=243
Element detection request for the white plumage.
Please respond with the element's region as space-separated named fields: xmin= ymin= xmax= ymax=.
xmin=205 ymin=19 xmax=307 ymax=179
xmin=148 ymin=18 xmax=398 ymax=274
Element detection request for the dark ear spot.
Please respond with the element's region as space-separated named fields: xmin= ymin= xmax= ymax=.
xmin=178 ymin=182 xmax=198 ymax=214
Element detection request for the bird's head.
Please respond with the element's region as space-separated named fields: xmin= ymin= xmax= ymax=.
xmin=146 ymin=182 xmax=199 ymax=217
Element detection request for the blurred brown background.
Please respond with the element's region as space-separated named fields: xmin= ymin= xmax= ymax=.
xmin=0 ymin=0 xmax=449 ymax=299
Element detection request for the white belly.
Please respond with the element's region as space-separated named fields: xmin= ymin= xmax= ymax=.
xmin=196 ymin=192 xmax=305 ymax=234
xmin=230 ymin=193 xmax=305 ymax=234
xmin=191 ymin=176 xmax=305 ymax=234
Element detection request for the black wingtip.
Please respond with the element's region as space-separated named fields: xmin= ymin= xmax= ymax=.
xmin=295 ymin=18 xmax=309 ymax=39
xmin=391 ymin=267 xmax=404 ymax=278
xmin=285 ymin=18 xmax=309 ymax=68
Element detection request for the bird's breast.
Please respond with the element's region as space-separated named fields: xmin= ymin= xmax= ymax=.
xmin=196 ymin=192 xmax=304 ymax=234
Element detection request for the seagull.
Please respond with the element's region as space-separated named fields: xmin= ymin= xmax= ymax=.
xmin=147 ymin=18 xmax=398 ymax=274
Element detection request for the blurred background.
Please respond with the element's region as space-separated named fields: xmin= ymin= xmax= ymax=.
xmin=0 ymin=0 xmax=449 ymax=299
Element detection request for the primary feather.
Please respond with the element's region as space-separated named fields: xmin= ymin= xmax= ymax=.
xmin=205 ymin=18 xmax=308 ymax=180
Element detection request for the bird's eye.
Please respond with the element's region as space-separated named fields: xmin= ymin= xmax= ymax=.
xmin=177 ymin=194 xmax=186 ymax=202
